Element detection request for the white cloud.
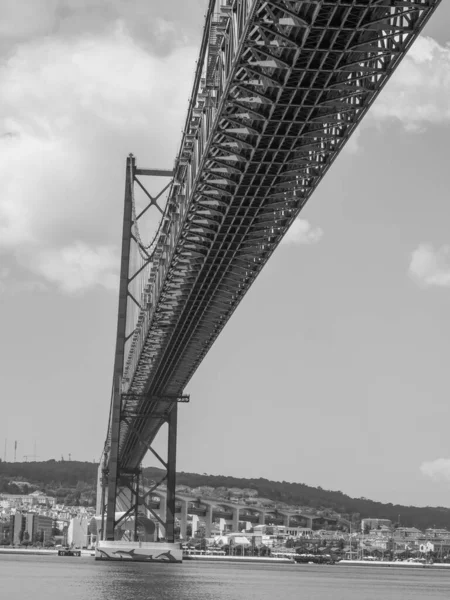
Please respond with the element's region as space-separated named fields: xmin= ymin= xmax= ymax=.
xmin=0 ymin=267 xmax=9 ymax=295
xmin=29 ymin=242 xmax=118 ymax=294
xmin=0 ymin=0 xmax=58 ymax=40
xmin=420 ymin=458 xmax=450 ymax=483
xmin=0 ymin=22 xmax=197 ymax=293
xmin=344 ymin=125 xmax=362 ymax=155
xmin=346 ymin=35 xmax=450 ymax=153
xmin=371 ymin=36 xmax=450 ymax=129
xmin=0 ymin=264 xmax=47 ymax=295
xmin=282 ymin=218 xmax=323 ymax=246
xmin=409 ymin=244 xmax=450 ymax=288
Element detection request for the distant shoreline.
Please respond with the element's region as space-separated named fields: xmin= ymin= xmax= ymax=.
xmin=339 ymin=560 xmax=450 ymax=569
xmin=0 ymin=548 xmax=56 ymax=556
xmin=0 ymin=548 xmax=94 ymax=557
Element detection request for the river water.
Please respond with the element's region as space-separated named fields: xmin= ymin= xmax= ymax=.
xmin=2 ymin=555 xmax=450 ymax=599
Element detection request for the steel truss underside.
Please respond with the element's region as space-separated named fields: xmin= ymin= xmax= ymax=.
xmin=111 ymin=0 xmax=441 ymax=470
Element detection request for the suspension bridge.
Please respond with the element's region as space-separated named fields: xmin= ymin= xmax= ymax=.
xmin=96 ymin=0 xmax=442 ymax=561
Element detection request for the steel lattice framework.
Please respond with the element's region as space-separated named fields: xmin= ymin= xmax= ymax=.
xmin=101 ymin=0 xmax=441 ymax=540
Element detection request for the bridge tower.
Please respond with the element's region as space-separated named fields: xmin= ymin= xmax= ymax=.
xmin=98 ymin=155 xmax=187 ymax=547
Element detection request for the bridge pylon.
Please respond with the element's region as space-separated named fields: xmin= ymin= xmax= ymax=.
xmin=99 ymin=154 xmax=187 ymax=545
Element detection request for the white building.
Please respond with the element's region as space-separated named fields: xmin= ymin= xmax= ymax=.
xmin=67 ymin=516 xmax=89 ymax=548
xmin=420 ymin=540 xmax=450 ymax=554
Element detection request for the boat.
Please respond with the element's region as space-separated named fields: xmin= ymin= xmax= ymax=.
xmin=294 ymin=553 xmax=335 ymax=565
xmin=182 ymin=550 xmax=294 ymax=564
xmin=58 ymin=547 xmax=81 ymax=557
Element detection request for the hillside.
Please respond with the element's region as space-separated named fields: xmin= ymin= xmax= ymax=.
xmin=156 ymin=469 xmax=450 ymax=530
xmin=0 ymin=459 xmax=97 ymax=506
xmin=0 ymin=460 xmax=449 ymax=530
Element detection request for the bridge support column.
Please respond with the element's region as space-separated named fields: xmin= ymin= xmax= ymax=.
xmin=191 ymin=515 xmax=199 ymax=538
xmin=158 ymin=498 xmax=166 ymax=540
xmin=103 ymin=154 xmax=135 ymax=542
xmin=133 ymin=470 xmax=140 ymax=541
xmin=259 ymin=512 xmax=265 ymax=525
xmin=104 ymin=378 xmax=123 ymax=541
xmin=180 ymin=499 xmax=188 ymax=541
xmin=283 ymin=514 xmax=290 ymax=528
xmin=232 ymin=508 xmax=240 ymax=533
xmin=205 ymin=505 xmax=213 ymax=538
xmin=166 ymin=402 xmax=177 ymax=543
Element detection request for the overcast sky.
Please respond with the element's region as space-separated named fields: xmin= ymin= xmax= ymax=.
xmin=2 ymin=1 xmax=450 ymax=508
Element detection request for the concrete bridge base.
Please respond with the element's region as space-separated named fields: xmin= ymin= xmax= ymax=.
xmin=95 ymin=541 xmax=182 ymax=563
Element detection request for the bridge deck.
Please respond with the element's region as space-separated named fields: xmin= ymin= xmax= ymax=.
xmin=107 ymin=0 xmax=441 ymax=469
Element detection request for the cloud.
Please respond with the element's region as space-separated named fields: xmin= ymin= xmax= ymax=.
xmin=0 ymin=22 xmax=197 ymax=294
xmin=28 ymin=242 xmax=118 ymax=294
xmin=0 ymin=264 xmax=47 ymax=295
xmin=343 ymin=125 xmax=362 ymax=155
xmin=0 ymin=0 xmax=198 ymax=53
xmin=371 ymin=36 xmax=450 ymax=129
xmin=409 ymin=244 xmax=450 ymax=288
xmin=0 ymin=0 xmax=58 ymax=41
xmin=282 ymin=218 xmax=323 ymax=246
xmin=420 ymin=458 xmax=450 ymax=483
xmin=346 ymin=35 xmax=450 ymax=153
xmin=0 ymin=267 xmax=9 ymax=295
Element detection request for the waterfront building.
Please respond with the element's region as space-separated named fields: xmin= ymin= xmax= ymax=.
xmin=286 ymin=527 xmax=314 ymax=538
xmin=425 ymin=528 xmax=450 ymax=538
xmin=420 ymin=540 xmax=450 ymax=554
xmin=311 ymin=516 xmax=339 ymax=531
xmin=361 ymin=518 xmax=393 ymax=532
xmin=369 ymin=525 xmax=392 ymax=537
xmin=17 ymin=514 xmax=55 ymax=543
xmin=315 ymin=529 xmax=345 ymax=541
xmin=67 ymin=516 xmax=89 ymax=547
xmin=11 ymin=512 xmax=26 ymax=544
xmin=394 ymin=527 xmax=422 ymax=540
xmin=25 ymin=513 xmax=35 ymax=541
xmin=28 ymin=491 xmax=56 ymax=507
xmin=365 ymin=537 xmax=391 ymax=551
xmin=0 ymin=494 xmax=37 ymax=508
xmin=0 ymin=520 xmax=11 ymax=543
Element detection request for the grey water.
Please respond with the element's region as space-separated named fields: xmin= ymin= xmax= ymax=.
xmin=2 ymin=555 xmax=450 ymax=599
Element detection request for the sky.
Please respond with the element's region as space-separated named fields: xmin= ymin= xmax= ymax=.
xmin=1 ymin=0 xmax=450 ymax=508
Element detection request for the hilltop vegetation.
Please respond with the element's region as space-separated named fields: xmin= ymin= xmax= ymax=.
xmin=0 ymin=460 xmax=97 ymax=506
xmin=0 ymin=460 xmax=449 ymax=530
xmin=155 ymin=469 xmax=450 ymax=530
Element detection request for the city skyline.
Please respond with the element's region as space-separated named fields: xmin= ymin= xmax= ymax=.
xmin=1 ymin=1 xmax=450 ymax=509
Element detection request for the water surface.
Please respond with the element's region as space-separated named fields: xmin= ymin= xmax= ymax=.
xmin=2 ymin=555 xmax=450 ymax=599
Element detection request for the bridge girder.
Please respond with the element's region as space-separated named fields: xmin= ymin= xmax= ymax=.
xmin=101 ymin=0 xmax=442 ymax=539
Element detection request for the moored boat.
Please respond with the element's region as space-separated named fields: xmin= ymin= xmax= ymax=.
xmin=58 ymin=548 xmax=81 ymax=557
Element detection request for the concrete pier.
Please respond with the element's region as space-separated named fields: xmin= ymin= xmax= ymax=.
xmin=96 ymin=541 xmax=182 ymax=562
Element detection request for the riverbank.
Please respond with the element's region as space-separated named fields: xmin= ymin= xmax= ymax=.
xmin=0 ymin=548 xmax=56 ymax=556
xmin=183 ymin=555 xmax=294 ymax=564
xmin=339 ymin=559 xmax=450 ymax=569
xmin=0 ymin=548 xmax=95 ymax=557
